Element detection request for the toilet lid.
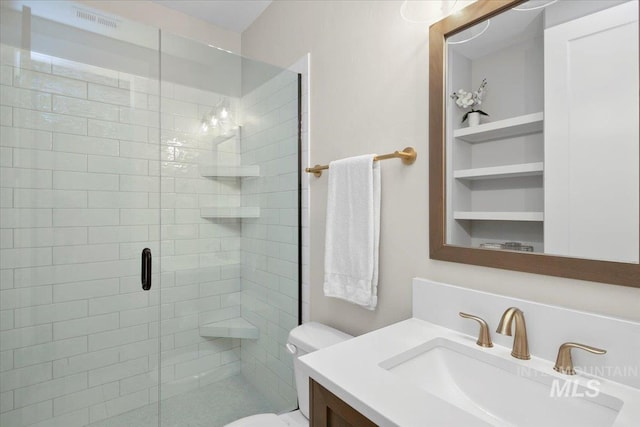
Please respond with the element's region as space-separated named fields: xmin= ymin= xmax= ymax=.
xmin=224 ymin=413 xmax=288 ymax=427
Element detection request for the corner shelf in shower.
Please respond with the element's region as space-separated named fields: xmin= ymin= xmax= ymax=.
xmin=200 ymin=207 xmax=260 ymax=219
xmin=199 ymin=317 xmax=259 ymax=340
xmin=199 ymin=165 xmax=260 ymax=178
xmin=211 ymin=126 xmax=241 ymax=145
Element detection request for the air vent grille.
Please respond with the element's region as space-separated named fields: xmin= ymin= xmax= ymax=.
xmin=75 ymin=9 xmax=118 ymax=29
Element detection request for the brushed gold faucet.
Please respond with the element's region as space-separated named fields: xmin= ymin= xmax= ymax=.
xmin=496 ymin=307 xmax=530 ymax=360
xmin=554 ymin=342 xmax=606 ymax=375
xmin=459 ymin=312 xmax=493 ymax=347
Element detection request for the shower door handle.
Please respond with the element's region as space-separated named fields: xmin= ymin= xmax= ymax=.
xmin=141 ymin=248 xmax=152 ymax=291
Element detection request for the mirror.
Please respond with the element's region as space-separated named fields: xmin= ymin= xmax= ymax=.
xmin=429 ymin=0 xmax=640 ymax=288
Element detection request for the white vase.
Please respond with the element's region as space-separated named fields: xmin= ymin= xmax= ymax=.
xmin=468 ymin=111 xmax=481 ymax=127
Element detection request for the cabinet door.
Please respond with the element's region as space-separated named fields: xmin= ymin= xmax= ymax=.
xmin=544 ymin=1 xmax=639 ymax=263
xmin=310 ymin=379 xmax=377 ymax=427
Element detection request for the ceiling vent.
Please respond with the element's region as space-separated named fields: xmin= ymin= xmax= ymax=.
xmin=75 ymin=8 xmax=118 ymax=29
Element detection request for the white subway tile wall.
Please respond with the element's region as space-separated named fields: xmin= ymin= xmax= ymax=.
xmin=0 ymin=45 xmax=299 ymax=426
xmin=1 ymin=45 xmax=160 ymax=426
xmin=240 ymin=70 xmax=300 ymax=410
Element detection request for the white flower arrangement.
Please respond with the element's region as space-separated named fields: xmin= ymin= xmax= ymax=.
xmin=450 ymin=78 xmax=488 ymax=123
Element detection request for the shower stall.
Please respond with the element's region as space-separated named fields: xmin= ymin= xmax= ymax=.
xmin=0 ymin=2 xmax=301 ymax=426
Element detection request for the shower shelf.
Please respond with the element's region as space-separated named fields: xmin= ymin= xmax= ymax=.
xmin=199 ymin=317 xmax=259 ymax=339
xmin=200 ymin=207 xmax=260 ymax=219
xmin=211 ymin=126 xmax=241 ymax=145
xmin=199 ymin=165 xmax=260 ymax=177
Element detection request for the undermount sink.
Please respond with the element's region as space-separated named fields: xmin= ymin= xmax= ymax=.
xmin=379 ymin=338 xmax=623 ymax=427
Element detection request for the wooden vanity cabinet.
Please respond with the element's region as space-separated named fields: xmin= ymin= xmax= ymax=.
xmin=309 ymin=378 xmax=377 ymax=427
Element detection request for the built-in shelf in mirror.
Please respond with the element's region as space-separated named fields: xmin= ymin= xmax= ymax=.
xmin=453 ymin=211 xmax=544 ymax=222
xmin=453 ymin=112 xmax=543 ymax=143
xmin=454 ymin=162 xmax=543 ymax=180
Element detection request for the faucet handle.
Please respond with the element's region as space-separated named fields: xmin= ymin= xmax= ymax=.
xmin=553 ymin=342 xmax=606 ymax=375
xmin=459 ymin=312 xmax=493 ymax=348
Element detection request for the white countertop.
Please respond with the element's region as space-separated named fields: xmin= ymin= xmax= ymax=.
xmin=299 ymin=318 xmax=640 ymax=427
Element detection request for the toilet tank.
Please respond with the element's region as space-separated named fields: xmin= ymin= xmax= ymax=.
xmin=287 ymin=322 xmax=352 ymax=419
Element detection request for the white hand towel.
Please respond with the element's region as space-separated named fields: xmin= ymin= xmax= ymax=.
xmin=323 ymin=154 xmax=380 ymax=310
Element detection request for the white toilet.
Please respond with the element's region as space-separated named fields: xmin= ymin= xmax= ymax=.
xmin=225 ymin=322 xmax=353 ymax=427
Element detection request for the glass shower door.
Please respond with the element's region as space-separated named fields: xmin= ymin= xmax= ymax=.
xmin=0 ymin=3 xmax=162 ymax=426
xmin=157 ymin=33 xmax=301 ymax=426
xmin=0 ymin=3 xmax=301 ymax=426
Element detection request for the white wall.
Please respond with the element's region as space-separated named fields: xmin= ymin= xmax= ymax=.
xmin=241 ymin=0 xmax=640 ymax=337
xmin=77 ymin=0 xmax=241 ymax=54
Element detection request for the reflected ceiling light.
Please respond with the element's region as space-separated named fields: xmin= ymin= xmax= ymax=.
xmin=200 ymin=97 xmax=237 ymax=135
xmin=513 ymin=0 xmax=558 ymax=11
xmin=207 ymin=44 xmax=234 ymax=54
xmin=400 ymin=0 xmax=475 ymax=25
xmin=447 ymin=19 xmax=491 ymax=45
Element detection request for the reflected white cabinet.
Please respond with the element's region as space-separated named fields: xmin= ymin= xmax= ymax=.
xmin=544 ymin=1 xmax=639 ymax=263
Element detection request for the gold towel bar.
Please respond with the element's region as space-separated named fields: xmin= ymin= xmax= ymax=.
xmin=305 ymin=147 xmax=417 ymax=177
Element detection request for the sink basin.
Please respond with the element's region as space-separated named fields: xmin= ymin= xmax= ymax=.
xmin=380 ymin=338 xmax=623 ymax=427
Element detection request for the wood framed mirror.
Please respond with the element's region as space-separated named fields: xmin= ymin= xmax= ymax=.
xmin=429 ymin=0 xmax=640 ymax=288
